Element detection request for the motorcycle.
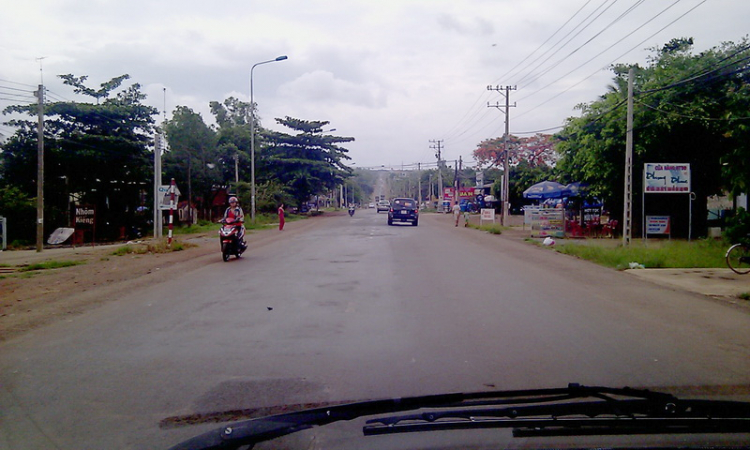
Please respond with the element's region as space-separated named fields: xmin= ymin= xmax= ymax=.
xmin=348 ymin=206 xmax=355 ymax=217
xmin=219 ymin=218 xmax=246 ymax=261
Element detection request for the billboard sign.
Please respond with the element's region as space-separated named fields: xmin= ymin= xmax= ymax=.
xmin=644 ymin=163 xmax=690 ymax=193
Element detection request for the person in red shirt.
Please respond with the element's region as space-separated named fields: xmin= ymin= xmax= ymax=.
xmin=278 ymin=203 xmax=285 ymax=231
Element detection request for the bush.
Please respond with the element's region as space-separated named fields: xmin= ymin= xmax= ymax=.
xmin=724 ymin=208 xmax=750 ymax=245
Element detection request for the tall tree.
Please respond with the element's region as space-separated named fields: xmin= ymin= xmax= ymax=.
xmin=163 ymin=106 xmax=219 ymax=220
xmin=1 ymin=74 xmax=158 ymax=240
xmin=474 ymin=134 xmax=557 ymax=168
xmin=262 ymin=117 xmax=354 ymax=209
xmin=209 ymin=97 xmax=254 ymax=189
xmin=556 ymin=37 xmax=750 ymax=236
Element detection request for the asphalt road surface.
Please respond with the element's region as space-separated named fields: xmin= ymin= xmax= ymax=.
xmin=2 ymin=210 xmax=750 ymax=449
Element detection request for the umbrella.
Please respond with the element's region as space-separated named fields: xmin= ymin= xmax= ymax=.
xmin=522 ymin=181 xmax=572 ymax=199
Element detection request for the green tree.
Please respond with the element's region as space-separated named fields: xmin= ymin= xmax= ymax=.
xmin=1 ymin=74 xmax=158 ymax=241
xmin=163 ymin=106 xmax=220 ymax=221
xmin=210 ymin=97 xmax=254 ymax=188
xmin=262 ymin=117 xmax=354 ymax=210
xmin=0 ymin=185 xmax=36 ymax=245
xmin=556 ymin=37 xmax=750 ymax=237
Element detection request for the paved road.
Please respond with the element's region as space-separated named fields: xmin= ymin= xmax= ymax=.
xmin=2 ymin=210 xmax=750 ymax=449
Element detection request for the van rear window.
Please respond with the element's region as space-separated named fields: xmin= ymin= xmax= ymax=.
xmin=394 ymin=200 xmax=415 ymax=208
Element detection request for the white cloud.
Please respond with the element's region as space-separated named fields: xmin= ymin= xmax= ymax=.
xmin=2 ymin=0 xmax=750 ymax=167
xmin=280 ymin=70 xmax=388 ymax=109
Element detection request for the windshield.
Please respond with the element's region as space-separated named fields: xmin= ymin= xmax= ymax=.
xmin=2 ymin=2 xmax=750 ymax=450
xmin=393 ymin=199 xmax=416 ymax=208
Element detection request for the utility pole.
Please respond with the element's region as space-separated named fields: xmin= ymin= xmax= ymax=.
xmin=35 ymin=84 xmax=44 ymax=252
xmin=417 ymin=163 xmax=421 ymax=204
xmin=622 ymin=68 xmax=634 ymax=246
xmin=154 ymin=88 xmax=166 ymax=239
xmin=454 ymin=158 xmax=460 ymax=203
xmin=487 ymin=85 xmax=516 ymax=226
xmin=430 ymin=140 xmax=443 ymax=210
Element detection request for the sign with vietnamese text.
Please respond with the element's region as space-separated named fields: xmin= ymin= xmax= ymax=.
xmin=458 ymin=187 xmax=480 ymax=198
xmin=159 ymin=184 xmax=182 ymax=210
xmin=646 ymin=215 xmax=671 ymax=235
xmin=480 ymin=208 xmax=495 ymax=224
xmin=75 ymin=205 xmax=95 ymax=226
xmin=644 ymin=163 xmax=690 ymax=193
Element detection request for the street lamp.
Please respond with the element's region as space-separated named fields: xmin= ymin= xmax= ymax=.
xmin=250 ymin=55 xmax=288 ymax=222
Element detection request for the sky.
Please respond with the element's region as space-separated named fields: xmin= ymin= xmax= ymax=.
xmin=1 ymin=0 xmax=748 ymax=170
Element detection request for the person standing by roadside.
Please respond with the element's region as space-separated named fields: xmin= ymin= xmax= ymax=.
xmin=278 ymin=203 xmax=285 ymax=231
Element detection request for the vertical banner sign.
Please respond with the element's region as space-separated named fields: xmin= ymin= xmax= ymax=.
xmin=74 ymin=205 xmax=96 ymax=246
xmin=644 ymin=163 xmax=691 ymax=193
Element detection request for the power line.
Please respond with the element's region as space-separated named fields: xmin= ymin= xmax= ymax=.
xmin=496 ymin=0 xmax=595 ymax=83
xmin=636 ymin=99 xmax=750 ymax=122
xmin=515 ymin=0 xmax=707 ymax=121
xmin=0 ymin=78 xmax=36 ymax=88
xmin=514 ymin=0 xmax=622 ymax=86
xmin=517 ymin=0 xmax=649 ymax=92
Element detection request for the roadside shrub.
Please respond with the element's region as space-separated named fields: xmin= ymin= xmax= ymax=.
xmin=724 ymin=208 xmax=750 ymax=245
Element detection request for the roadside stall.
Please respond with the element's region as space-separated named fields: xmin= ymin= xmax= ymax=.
xmin=522 ymin=181 xmax=570 ymax=238
xmin=523 ymin=181 xmax=607 ymax=239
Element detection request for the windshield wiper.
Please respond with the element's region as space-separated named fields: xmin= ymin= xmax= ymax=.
xmin=167 ymin=384 xmax=750 ymax=450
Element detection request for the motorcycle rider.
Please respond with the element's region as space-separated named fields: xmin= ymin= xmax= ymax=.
xmin=222 ymin=196 xmax=247 ymax=250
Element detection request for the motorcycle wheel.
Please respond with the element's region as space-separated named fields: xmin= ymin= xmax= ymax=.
xmin=221 ymin=243 xmax=230 ymax=262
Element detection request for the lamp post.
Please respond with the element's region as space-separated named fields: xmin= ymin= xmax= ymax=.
xmin=250 ymin=55 xmax=288 ymax=222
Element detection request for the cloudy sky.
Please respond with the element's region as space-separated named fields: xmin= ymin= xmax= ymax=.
xmin=1 ymin=0 xmax=748 ymax=169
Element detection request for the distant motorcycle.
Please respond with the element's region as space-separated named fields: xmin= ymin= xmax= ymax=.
xmin=219 ymin=218 xmax=246 ymax=261
xmin=348 ymin=206 xmax=355 ymax=217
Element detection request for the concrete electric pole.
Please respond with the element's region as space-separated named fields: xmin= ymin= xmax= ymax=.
xmin=35 ymin=84 xmax=44 ymax=252
xmin=430 ymin=140 xmax=444 ymax=210
xmin=487 ymin=85 xmax=516 ymax=226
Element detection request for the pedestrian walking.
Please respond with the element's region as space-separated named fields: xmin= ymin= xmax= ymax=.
xmin=278 ymin=203 xmax=285 ymax=231
xmin=452 ymin=202 xmax=461 ymax=227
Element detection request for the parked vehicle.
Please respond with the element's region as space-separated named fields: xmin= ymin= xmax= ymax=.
xmin=388 ymin=198 xmax=418 ymax=226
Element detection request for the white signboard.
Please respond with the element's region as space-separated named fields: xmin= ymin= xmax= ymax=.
xmin=158 ymin=184 xmax=182 ymax=210
xmin=480 ymin=208 xmax=495 ymax=224
xmin=644 ymin=163 xmax=690 ymax=194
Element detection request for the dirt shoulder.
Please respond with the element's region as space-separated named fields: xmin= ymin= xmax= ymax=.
xmin=0 ymin=234 xmax=216 ymax=342
xmin=0 ymin=214 xmax=330 ymax=342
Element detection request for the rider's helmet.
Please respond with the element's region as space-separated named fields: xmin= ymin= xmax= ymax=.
xmin=228 ymin=196 xmax=238 ymax=204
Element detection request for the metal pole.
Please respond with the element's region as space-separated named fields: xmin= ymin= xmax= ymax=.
xmin=250 ymin=55 xmax=287 ymax=223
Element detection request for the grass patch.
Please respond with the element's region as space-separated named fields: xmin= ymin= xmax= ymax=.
xmin=739 ymin=292 xmax=750 ymax=301
xmin=554 ymin=238 xmax=727 ymax=270
xmin=112 ymin=239 xmax=194 ymax=256
xmin=18 ymin=260 xmax=86 ymax=272
xmin=467 ymin=222 xmax=505 ymax=235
